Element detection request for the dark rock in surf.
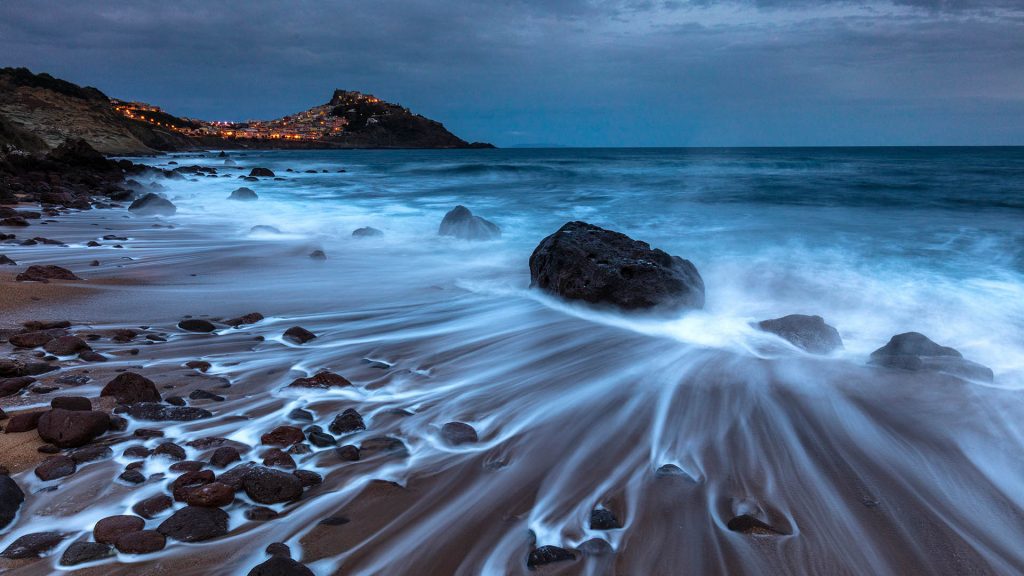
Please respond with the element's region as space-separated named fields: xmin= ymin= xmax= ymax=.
xmin=755 ymin=314 xmax=843 ymax=354
xmin=241 ymin=466 xmax=304 ymax=504
xmin=182 ymin=482 xmax=235 ymax=507
xmin=438 ymin=205 xmax=500 ymax=240
xmin=283 ymin=326 xmax=316 ymax=344
xmin=261 ymin=426 xmax=306 ymax=446
xmin=153 ymin=442 xmax=187 ymax=461
xmin=293 ymin=469 xmax=322 ymax=488
xmin=190 ymin=389 xmax=225 ymax=402
xmin=250 ymin=225 xmax=282 ymax=234
xmin=157 ymin=506 xmax=229 ymax=542
xmin=210 ymin=446 xmax=242 ymax=468
xmin=0 ymin=531 xmax=67 ymax=559
xmin=352 ymin=226 xmax=383 ymax=237
xmin=307 ymin=427 xmax=336 ymax=447
xmin=178 ymin=318 xmax=217 ymax=332
xmin=441 ymin=421 xmax=478 ymax=445
xmin=132 ymin=494 xmax=173 ymax=519
xmin=527 ymin=545 xmax=576 ymax=569
xmin=0 ymin=255 xmax=16 ymax=265
xmin=15 ymin=265 xmax=81 ymax=283
xmin=248 ymin=556 xmax=316 ymax=576
xmin=225 ymin=312 xmax=264 ymax=327
xmin=36 ymin=409 xmax=110 ymax=448
xmin=4 ymin=410 xmax=43 ymax=432
xmin=0 ymin=475 xmax=25 ymax=530
xmin=35 ymin=455 xmax=76 ymax=480
xmin=590 ymin=509 xmax=622 ymax=530
xmin=262 ymin=448 xmax=296 ymax=468
xmin=70 ymin=444 xmax=112 ymax=464
xmin=128 ymin=402 xmax=212 ymax=421
xmin=128 ymin=193 xmax=176 ymax=216
xmin=529 ymin=221 xmax=704 ymax=312
xmin=228 ymin=187 xmax=258 ymax=201
xmin=288 ymin=371 xmax=349 ymax=389
xmin=870 ymin=332 xmax=994 ymax=382
xmin=9 ymin=329 xmax=64 ymax=348
xmin=101 ymin=372 xmax=161 ymax=404
xmin=43 ymin=335 xmax=91 ymax=356
xmin=0 ymin=376 xmax=36 ymax=397
xmin=249 ymin=167 xmax=275 ymax=178
xmin=335 ymin=444 xmax=360 ymax=461
xmin=309 ymin=249 xmax=326 ymax=260
xmin=51 ymin=396 xmax=92 ymax=411
xmin=115 ymin=529 xmax=166 ymax=554
xmin=94 ymin=515 xmax=145 ymax=544
xmin=726 ymin=514 xmax=786 ymax=535
xmin=329 ymin=408 xmax=366 ymax=435
xmin=171 ymin=470 xmax=216 ymax=501
xmin=60 ymin=541 xmax=114 ymax=566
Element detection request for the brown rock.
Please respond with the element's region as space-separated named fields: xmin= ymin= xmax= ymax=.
xmin=36 ymin=409 xmax=110 ymax=448
xmin=261 ymin=426 xmax=305 ymax=446
xmin=9 ymin=329 xmax=64 ymax=348
xmin=101 ymin=372 xmax=161 ymax=404
xmin=242 ymin=466 xmax=303 ymax=504
xmin=35 ymin=455 xmax=76 ymax=480
xmin=1 ymin=531 xmax=67 ymax=559
xmin=157 ymin=506 xmax=229 ymax=542
xmin=210 ymin=446 xmax=241 ymax=468
xmin=262 ymin=448 xmax=296 ymax=469
xmin=114 ymin=530 xmax=166 ymax=554
xmin=288 ymin=371 xmax=351 ymax=389
xmin=441 ymin=421 xmax=478 ymax=445
xmin=43 ymin=336 xmax=91 ymax=356
xmin=94 ymin=515 xmax=145 ymax=544
xmin=15 ymin=265 xmax=82 ymax=283
xmin=171 ymin=469 xmax=216 ymax=500
xmin=183 ymin=481 xmax=235 ymax=507
xmin=131 ymin=494 xmax=173 ymax=519
xmin=224 ymin=312 xmax=264 ymax=327
xmin=51 ymin=396 xmax=92 ymax=411
xmin=4 ymin=410 xmax=43 ymax=432
xmin=60 ymin=541 xmax=114 ymax=566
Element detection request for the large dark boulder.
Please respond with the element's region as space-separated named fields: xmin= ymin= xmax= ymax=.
xmin=228 ymin=187 xmax=258 ymax=201
xmin=438 ymin=205 xmax=500 ymax=240
xmin=129 ymin=193 xmax=176 ymax=216
xmin=128 ymin=402 xmax=212 ymax=421
xmin=241 ymin=466 xmax=304 ymax=504
xmin=101 ymin=372 xmax=161 ymax=404
xmin=529 ymin=221 xmax=704 ymax=312
xmin=47 ymin=138 xmax=111 ymax=170
xmin=248 ymin=556 xmax=315 ymax=576
xmin=0 ymin=475 xmax=24 ymax=530
xmin=36 ymin=409 xmax=110 ymax=448
xmin=157 ymin=506 xmax=229 ymax=542
xmin=249 ymin=167 xmax=275 ymax=178
xmin=870 ymin=332 xmax=994 ymax=382
xmin=15 ymin=265 xmax=81 ymax=283
xmin=755 ymin=314 xmax=843 ymax=354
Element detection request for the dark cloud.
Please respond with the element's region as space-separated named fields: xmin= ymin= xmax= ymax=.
xmin=0 ymin=0 xmax=1021 ymax=145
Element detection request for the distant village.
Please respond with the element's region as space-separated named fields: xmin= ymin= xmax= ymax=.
xmin=110 ymin=91 xmax=385 ymax=141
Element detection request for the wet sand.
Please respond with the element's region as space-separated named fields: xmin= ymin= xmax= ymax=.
xmin=2 ymin=178 xmax=1024 ymax=575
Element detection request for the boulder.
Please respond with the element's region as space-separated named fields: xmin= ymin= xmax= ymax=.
xmin=9 ymin=329 xmax=64 ymax=348
xmin=261 ymin=426 xmax=306 ymax=446
xmin=94 ymin=515 xmax=145 ymax=544
xmin=870 ymin=332 xmax=994 ymax=382
xmin=248 ymin=556 xmax=315 ymax=576
xmin=352 ymin=226 xmax=383 ymax=237
xmin=438 ymin=205 xmax=500 ymax=240
xmin=755 ymin=314 xmax=843 ymax=354
xmin=228 ymin=187 xmax=258 ymax=201
xmin=441 ymin=422 xmax=478 ymax=445
xmin=0 ymin=475 xmax=25 ymax=530
xmin=101 ymin=372 xmax=161 ymax=404
xmin=529 ymin=221 xmax=704 ymax=312
xmin=35 ymin=455 xmax=76 ymax=480
xmin=128 ymin=402 xmax=213 ymax=421
xmin=0 ymin=376 xmax=36 ymax=397
xmin=225 ymin=312 xmax=264 ymax=327
xmin=329 ymin=408 xmax=366 ymax=435
xmin=131 ymin=494 xmax=173 ymax=519
xmin=52 ymin=396 xmax=92 ymax=411
xmin=178 ymin=318 xmax=217 ymax=332
xmin=283 ymin=326 xmax=316 ymax=344
xmin=15 ymin=265 xmax=81 ymax=283
xmin=60 ymin=541 xmax=114 ymax=566
xmin=249 ymin=168 xmax=275 ymax=177
xmin=157 ymin=506 xmax=229 ymax=542
xmin=128 ymin=193 xmax=176 ymax=216
xmin=36 ymin=409 xmax=110 ymax=448
xmin=0 ymin=531 xmax=67 ymax=559
xmin=288 ymin=371 xmax=350 ymax=389
xmin=43 ymin=335 xmax=91 ymax=356
xmin=241 ymin=466 xmax=304 ymax=504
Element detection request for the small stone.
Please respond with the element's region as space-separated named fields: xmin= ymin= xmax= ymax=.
xmin=178 ymin=318 xmax=217 ymax=333
xmin=247 ymin=556 xmax=315 ymax=576
xmin=335 ymin=444 xmax=360 ymax=461
xmin=115 ymin=530 xmax=166 ymax=554
xmin=94 ymin=515 xmax=145 ymax=544
xmin=328 ymin=408 xmax=365 ymax=435
xmin=242 ymin=466 xmax=303 ymax=504
xmin=225 ymin=312 xmax=264 ymax=326
xmin=309 ymin=250 xmax=326 ymax=260
xmin=287 ymin=371 xmax=350 ymax=389
xmin=43 ymin=336 xmax=91 ymax=356
xmin=171 ymin=470 xmax=216 ymax=501
xmin=282 ymin=326 xmax=316 ymax=344
xmin=527 ymin=545 xmax=576 ymax=568
xmin=288 ymin=408 xmax=314 ymax=421
xmin=590 ymin=509 xmax=621 ymax=530
xmin=170 ymin=460 xmax=205 ymax=473
xmin=157 ymin=506 xmax=229 ymax=542
xmin=262 ymin=448 xmax=296 ymax=468
xmin=132 ymin=494 xmax=174 ymax=518
xmin=119 ymin=469 xmax=146 ymax=483
xmin=128 ymin=402 xmax=212 ymax=421
xmin=245 ymin=506 xmax=279 ymax=521
xmin=293 ymin=469 xmax=322 ymax=487
xmin=261 ymin=425 xmax=305 ymax=446
xmin=183 ymin=481 xmax=235 ymax=507
xmin=35 ymin=455 xmax=76 ymax=480
xmin=186 ymin=360 xmax=212 ymax=372
xmin=1 ymin=531 xmax=67 ymax=559
xmin=70 ymin=444 xmax=113 ymax=464
xmin=210 ymin=446 xmax=242 ymax=468
xmin=154 ymin=442 xmax=187 ymax=460
xmin=726 ymin=514 xmax=785 ymax=535
xmin=441 ymin=421 xmax=478 ymax=445
xmin=60 ymin=541 xmax=114 ymax=566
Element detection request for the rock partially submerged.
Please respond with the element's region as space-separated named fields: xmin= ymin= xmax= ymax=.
xmin=0 ymin=475 xmax=25 ymax=530
xmin=352 ymin=226 xmax=383 ymax=237
xmin=157 ymin=506 xmax=229 ymax=542
xmin=870 ymin=332 xmax=994 ymax=382
xmin=101 ymin=372 xmax=161 ymax=404
xmin=755 ymin=314 xmax=843 ymax=354
xmin=529 ymin=221 xmax=704 ymax=312
xmin=15 ymin=265 xmax=81 ymax=283
xmin=36 ymin=409 xmax=110 ymax=448
xmin=438 ymin=205 xmax=500 ymax=240
xmin=128 ymin=402 xmax=213 ymax=421
xmin=228 ymin=187 xmax=258 ymax=201
xmin=129 ymin=193 xmax=176 ymax=216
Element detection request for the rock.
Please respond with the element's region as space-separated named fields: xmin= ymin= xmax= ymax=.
xmin=158 ymin=506 xmax=229 ymax=542
xmin=225 ymin=312 xmax=264 ymax=327
xmin=228 ymin=187 xmax=258 ymax=201
xmin=51 ymin=396 xmax=92 ymax=411
xmin=282 ymin=326 xmax=316 ymax=344
xmin=43 ymin=335 xmax=91 ymax=356
xmin=79 ymin=350 xmax=108 ymax=362
xmin=530 ymin=221 xmax=705 ymax=312
xmin=726 ymin=514 xmax=785 ymax=535
xmin=183 ymin=482 xmax=235 ymax=507
xmin=293 ymin=469 xmax=322 ymax=488
xmin=0 ymin=254 xmax=15 ymax=265
xmin=171 ymin=470 xmax=216 ymax=501
xmin=0 ymin=531 xmax=67 ymax=559
xmin=242 ymin=466 xmax=304 ymax=504
xmin=178 ymin=318 xmax=217 ymax=332
xmin=170 ymin=460 xmax=205 ymax=473
xmin=128 ymin=193 xmax=176 ymax=216
xmin=15 ymin=265 xmax=82 ymax=283
xmin=262 ymin=448 xmax=296 ymax=468
xmin=329 ymin=409 xmax=366 ymax=435
xmin=309 ymin=249 xmax=327 ymax=260
xmin=352 ymin=226 xmax=383 ymax=237
xmin=114 ymin=530 xmax=166 ymax=554
xmin=441 ymin=421 xmax=478 ymax=445
xmin=307 ymin=427 xmax=336 ymax=447
xmin=438 ymin=205 xmax=500 ymax=240
xmin=527 ymin=545 xmax=576 ymax=568
xmin=0 ymin=376 xmax=36 ymax=397
xmin=756 ymin=314 xmax=843 ymax=354
xmin=249 ymin=167 xmax=275 ymax=177
xmin=246 ymin=506 xmax=280 ymax=521
xmin=262 ymin=426 xmax=306 ymax=446
xmin=870 ymin=332 xmax=994 ymax=382
xmin=60 ymin=541 xmax=114 ymax=566
xmin=128 ymin=402 xmax=212 ymax=421
xmin=590 ymin=509 xmax=621 ymax=530
xmin=9 ymin=329 xmax=65 ymax=348
xmin=94 ymin=515 xmax=145 ymax=544
xmin=153 ymin=442 xmax=187 ymax=460
xmin=336 ymin=444 xmax=360 ymax=461
xmin=186 ymin=360 xmax=212 ymax=372
xmin=359 ymin=436 xmax=407 ymax=458
xmin=210 ymin=446 xmax=242 ymax=468
xmin=70 ymin=444 xmax=112 ymax=464
xmin=288 ymin=408 xmax=314 ymax=421
xmin=250 ymin=225 xmax=282 ymax=234
xmin=36 ymin=409 xmax=110 ymax=448
xmin=216 ymin=462 xmax=258 ymax=489
xmin=47 ymin=138 xmax=109 ymax=168
xmin=119 ymin=469 xmax=146 ymax=483
xmin=0 ymin=475 xmax=24 ymax=530
xmin=101 ymin=372 xmax=161 ymax=404
xmin=248 ymin=556 xmax=315 ymax=576
xmin=35 ymin=455 xmax=76 ymax=480
xmin=190 ymin=389 xmax=225 ymax=402
xmin=4 ymin=410 xmax=43 ymax=432
xmin=288 ymin=370 xmax=350 ymax=389
xmin=131 ymin=494 xmax=173 ymax=519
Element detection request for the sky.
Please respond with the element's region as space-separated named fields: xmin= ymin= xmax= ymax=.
xmin=1 ymin=0 xmax=1022 ymax=147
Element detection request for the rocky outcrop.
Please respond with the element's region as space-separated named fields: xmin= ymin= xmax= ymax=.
xmin=529 ymin=221 xmax=705 ymax=312
xmin=870 ymin=332 xmax=994 ymax=382
xmin=756 ymin=314 xmax=843 ymax=354
xmin=438 ymin=205 xmax=500 ymax=240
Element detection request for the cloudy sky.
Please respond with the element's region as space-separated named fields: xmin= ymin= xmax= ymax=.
xmin=1 ymin=0 xmax=1022 ymax=146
